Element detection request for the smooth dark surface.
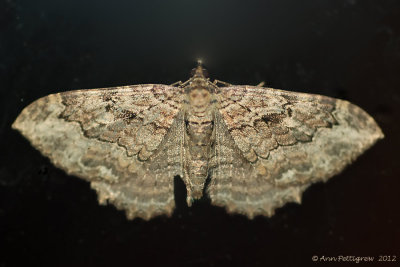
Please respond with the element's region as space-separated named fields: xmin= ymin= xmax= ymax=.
xmin=1 ymin=0 xmax=399 ymax=266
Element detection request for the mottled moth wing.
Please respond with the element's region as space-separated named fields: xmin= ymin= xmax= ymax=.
xmin=12 ymin=84 xmax=184 ymax=220
xmin=209 ymin=86 xmax=383 ymax=218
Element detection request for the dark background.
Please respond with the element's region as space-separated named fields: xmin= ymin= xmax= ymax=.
xmin=1 ymin=0 xmax=399 ymax=266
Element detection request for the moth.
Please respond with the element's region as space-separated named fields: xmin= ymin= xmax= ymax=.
xmin=12 ymin=62 xmax=383 ymax=220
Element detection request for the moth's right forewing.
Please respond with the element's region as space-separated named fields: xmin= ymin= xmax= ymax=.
xmin=209 ymin=86 xmax=383 ymax=218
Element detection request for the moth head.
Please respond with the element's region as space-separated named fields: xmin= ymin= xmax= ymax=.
xmin=190 ymin=60 xmax=209 ymax=79
xmin=184 ymin=61 xmax=216 ymax=95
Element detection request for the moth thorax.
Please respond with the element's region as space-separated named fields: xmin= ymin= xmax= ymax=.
xmin=188 ymin=87 xmax=212 ymax=109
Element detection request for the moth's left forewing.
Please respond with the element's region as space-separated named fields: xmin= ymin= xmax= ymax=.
xmin=210 ymin=85 xmax=383 ymax=218
xmin=12 ymin=84 xmax=185 ymax=220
